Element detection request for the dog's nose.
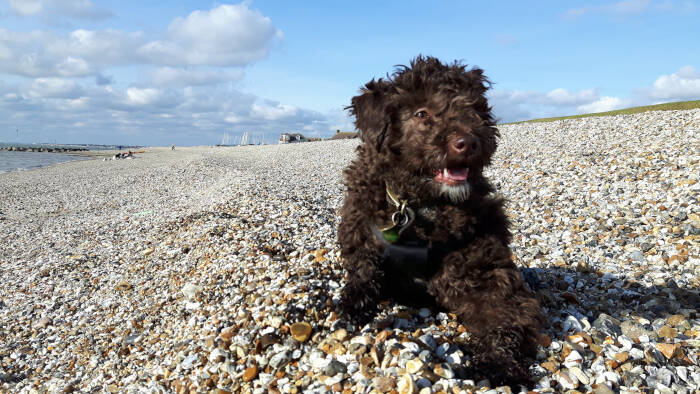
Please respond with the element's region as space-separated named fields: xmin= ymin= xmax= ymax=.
xmin=449 ymin=135 xmax=480 ymax=156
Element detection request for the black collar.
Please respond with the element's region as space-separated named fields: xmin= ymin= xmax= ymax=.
xmin=377 ymin=185 xmax=416 ymax=243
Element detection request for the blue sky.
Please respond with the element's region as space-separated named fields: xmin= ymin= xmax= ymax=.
xmin=1 ymin=0 xmax=699 ymax=146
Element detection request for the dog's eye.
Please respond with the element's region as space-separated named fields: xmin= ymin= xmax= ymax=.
xmin=415 ymin=110 xmax=428 ymax=119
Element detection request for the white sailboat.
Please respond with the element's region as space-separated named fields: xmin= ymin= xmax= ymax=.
xmin=221 ymin=132 xmax=230 ymax=146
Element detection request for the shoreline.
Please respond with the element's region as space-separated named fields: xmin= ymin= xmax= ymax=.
xmin=0 ymin=150 xmax=91 ymax=174
xmin=1 ymin=110 xmax=699 ymax=392
xmin=1 ymin=146 xmax=204 ymax=174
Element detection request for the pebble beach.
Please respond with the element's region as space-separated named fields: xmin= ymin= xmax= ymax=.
xmin=1 ymin=110 xmax=698 ymax=393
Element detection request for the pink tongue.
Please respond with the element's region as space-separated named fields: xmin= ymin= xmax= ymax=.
xmin=447 ymin=168 xmax=468 ymax=180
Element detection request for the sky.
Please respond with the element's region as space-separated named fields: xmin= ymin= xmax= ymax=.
xmin=0 ymin=0 xmax=699 ymax=146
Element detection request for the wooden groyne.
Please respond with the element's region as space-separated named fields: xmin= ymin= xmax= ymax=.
xmin=0 ymin=146 xmax=88 ymax=153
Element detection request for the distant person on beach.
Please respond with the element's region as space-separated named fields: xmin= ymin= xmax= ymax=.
xmin=171 ymin=144 xmax=175 ymax=150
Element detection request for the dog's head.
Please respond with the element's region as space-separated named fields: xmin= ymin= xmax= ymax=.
xmin=349 ymin=55 xmax=499 ymax=203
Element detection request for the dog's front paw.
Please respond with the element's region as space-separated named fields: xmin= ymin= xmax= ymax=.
xmin=471 ymin=353 xmax=532 ymax=388
xmin=520 ymin=267 xmax=541 ymax=292
xmin=469 ymin=327 xmax=534 ymax=388
xmin=339 ymin=284 xmax=379 ymax=326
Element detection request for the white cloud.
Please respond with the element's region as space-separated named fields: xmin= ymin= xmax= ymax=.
xmin=56 ymin=56 xmax=91 ymax=76
xmin=52 ymin=0 xmax=112 ymax=20
xmin=491 ymin=65 xmax=700 ymax=123
xmin=0 ymin=28 xmax=135 ymax=77
xmin=126 ymin=87 xmax=161 ymax=106
xmin=142 ymin=4 xmax=282 ymax=67
xmin=0 ymin=29 xmax=55 ymax=76
xmin=8 ymin=0 xmax=43 ymax=15
xmin=0 ymin=77 xmax=331 ymax=145
xmin=0 ymin=3 xmax=281 ymax=78
xmin=26 ymin=77 xmax=82 ymax=98
xmin=489 ymin=88 xmax=609 ymax=122
xmin=8 ymin=0 xmax=111 ymax=20
xmin=487 ymin=90 xmax=535 ymax=122
xmin=55 ymin=97 xmax=89 ymax=110
xmin=0 ymin=3 xmax=337 ymax=145
xmin=545 ymin=88 xmax=599 ymax=106
xmin=180 ymin=86 xmax=256 ymax=114
xmin=650 ymin=65 xmax=700 ymax=100
xmin=566 ymin=0 xmax=651 ymax=18
xmin=251 ymin=102 xmax=299 ymax=120
xmin=50 ymin=29 xmax=144 ymax=68
xmin=654 ymin=0 xmax=697 ymax=11
xmin=607 ymin=0 xmax=651 ymax=14
xmin=325 ymin=107 xmax=356 ymax=132
xmin=577 ymin=96 xmax=624 ymax=113
xmin=149 ymin=67 xmax=244 ymax=87
xmin=677 ymin=65 xmax=700 ymax=78
xmin=224 ymin=115 xmax=244 ymax=124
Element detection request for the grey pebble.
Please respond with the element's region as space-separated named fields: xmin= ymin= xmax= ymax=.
xmin=593 ymin=313 xmax=622 ymax=337
xmin=269 ymin=350 xmax=292 ymax=370
xmin=323 ymin=359 xmax=347 ymax=377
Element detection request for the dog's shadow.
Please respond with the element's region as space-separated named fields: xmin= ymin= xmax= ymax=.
xmin=278 ymin=261 xmax=697 ymax=385
xmin=281 ymin=261 xmax=699 ymax=334
xmin=531 ymin=266 xmax=698 ymax=333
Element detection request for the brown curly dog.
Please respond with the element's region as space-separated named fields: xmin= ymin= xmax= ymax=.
xmin=338 ymin=55 xmax=544 ymax=386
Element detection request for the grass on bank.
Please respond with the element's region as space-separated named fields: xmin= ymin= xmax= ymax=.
xmin=508 ymin=100 xmax=700 ymax=125
xmin=329 ymin=131 xmax=359 ymax=140
xmin=323 ymin=101 xmax=699 ymax=139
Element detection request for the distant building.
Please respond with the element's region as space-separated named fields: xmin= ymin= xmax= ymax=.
xmin=329 ymin=131 xmax=359 ymax=140
xmin=279 ymin=133 xmax=309 ymax=144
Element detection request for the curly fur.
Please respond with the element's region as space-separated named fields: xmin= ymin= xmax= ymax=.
xmin=338 ymin=55 xmax=545 ymax=386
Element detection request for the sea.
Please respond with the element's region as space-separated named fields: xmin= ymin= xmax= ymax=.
xmin=0 ymin=143 xmax=116 ymax=174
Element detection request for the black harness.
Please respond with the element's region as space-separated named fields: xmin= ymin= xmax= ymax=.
xmin=370 ymin=187 xmax=539 ymax=301
xmin=372 ymin=224 xmax=464 ymax=270
xmin=372 ymin=224 xmax=429 ymax=271
xmin=371 ymin=222 xmax=465 ymax=307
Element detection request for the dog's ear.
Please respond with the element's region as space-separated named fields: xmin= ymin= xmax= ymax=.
xmin=464 ymin=68 xmax=495 ymax=124
xmin=348 ymin=79 xmax=391 ymax=150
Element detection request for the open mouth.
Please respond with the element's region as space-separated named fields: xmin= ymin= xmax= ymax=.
xmin=433 ymin=167 xmax=469 ymax=186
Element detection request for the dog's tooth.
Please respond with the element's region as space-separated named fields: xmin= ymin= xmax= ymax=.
xmin=443 ymin=168 xmax=449 ymax=178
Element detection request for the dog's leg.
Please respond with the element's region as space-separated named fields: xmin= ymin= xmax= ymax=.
xmin=338 ymin=248 xmax=382 ymax=325
xmin=337 ymin=197 xmax=384 ymax=326
xmin=427 ymin=236 xmax=544 ymax=387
